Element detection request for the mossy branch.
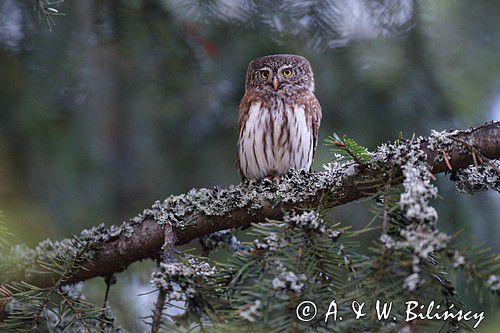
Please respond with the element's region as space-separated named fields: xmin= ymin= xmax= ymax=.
xmin=6 ymin=121 xmax=500 ymax=288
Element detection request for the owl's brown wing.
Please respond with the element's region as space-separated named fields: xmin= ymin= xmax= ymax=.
xmin=304 ymin=94 xmax=322 ymax=169
xmin=236 ymin=93 xmax=259 ymax=180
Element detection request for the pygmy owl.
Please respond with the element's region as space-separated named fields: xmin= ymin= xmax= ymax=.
xmin=237 ymin=54 xmax=322 ymax=180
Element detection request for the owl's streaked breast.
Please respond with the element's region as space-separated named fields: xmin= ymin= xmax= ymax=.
xmin=238 ymin=98 xmax=313 ymax=179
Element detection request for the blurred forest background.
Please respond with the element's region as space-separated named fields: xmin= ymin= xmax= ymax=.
xmin=0 ymin=0 xmax=499 ymax=331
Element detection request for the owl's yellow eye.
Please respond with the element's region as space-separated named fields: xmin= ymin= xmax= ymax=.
xmin=260 ymin=70 xmax=269 ymax=80
xmin=282 ymin=69 xmax=293 ymax=77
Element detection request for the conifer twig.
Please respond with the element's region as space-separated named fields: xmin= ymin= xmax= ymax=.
xmin=151 ymin=223 xmax=175 ymax=333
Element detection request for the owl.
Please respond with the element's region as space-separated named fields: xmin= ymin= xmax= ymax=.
xmin=237 ymin=54 xmax=322 ymax=180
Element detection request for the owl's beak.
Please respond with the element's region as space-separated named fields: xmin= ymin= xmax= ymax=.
xmin=272 ymin=76 xmax=279 ymax=91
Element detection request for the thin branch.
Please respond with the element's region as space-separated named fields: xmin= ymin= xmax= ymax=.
xmin=0 ymin=286 xmax=11 ymax=321
xmin=151 ymin=223 xmax=175 ymax=333
xmin=151 ymin=289 xmax=167 ymax=333
xmin=441 ymin=149 xmax=453 ymax=171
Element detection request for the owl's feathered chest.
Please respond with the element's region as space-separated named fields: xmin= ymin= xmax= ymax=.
xmin=237 ymin=97 xmax=314 ymax=179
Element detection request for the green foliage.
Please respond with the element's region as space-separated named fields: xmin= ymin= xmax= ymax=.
xmin=219 ymin=218 xmax=351 ymax=332
xmin=0 ymin=233 xmax=121 ymax=332
xmin=151 ymin=253 xmax=229 ymax=330
xmin=1 ymin=282 xmax=113 ymax=332
xmin=325 ymin=134 xmax=371 ymax=165
xmin=0 ymin=212 xmax=12 ymax=250
xmin=160 ymin=212 xmax=354 ymax=332
xmin=446 ymin=241 xmax=500 ymax=298
xmin=153 ymin=208 xmax=499 ymax=332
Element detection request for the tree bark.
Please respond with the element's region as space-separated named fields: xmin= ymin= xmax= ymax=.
xmin=11 ymin=122 xmax=500 ymax=288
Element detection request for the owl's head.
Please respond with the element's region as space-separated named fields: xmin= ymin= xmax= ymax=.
xmin=245 ymin=54 xmax=315 ymax=94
